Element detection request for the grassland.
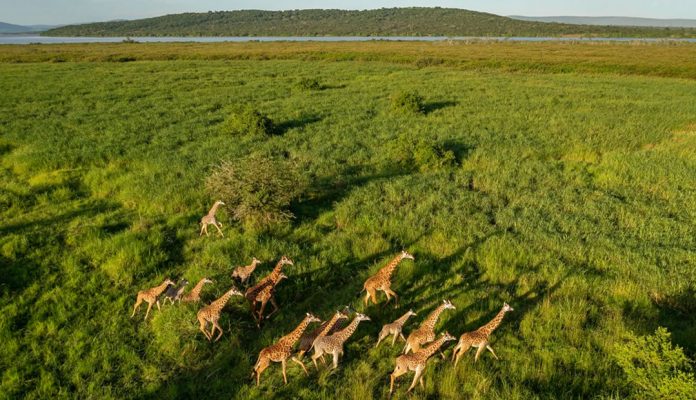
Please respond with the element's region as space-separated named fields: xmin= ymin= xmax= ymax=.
xmin=0 ymin=41 xmax=695 ymax=399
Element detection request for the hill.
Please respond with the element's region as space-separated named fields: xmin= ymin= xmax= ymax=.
xmin=0 ymin=21 xmax=34 ymax=34
xmin=511 ymin=15 xmax=696 ymax=28
xmin=43 ymin=8 xmax=696 ymax=37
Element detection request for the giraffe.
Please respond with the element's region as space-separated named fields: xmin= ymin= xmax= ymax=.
xmin=362 ymin=250 xmax=414 ymax=306
xmin=252 ymin=272 xmax=288 ymax=325
xmin=131 ymin=279 xmax=174 ymax=320
xmin=232 ymin=257 xmax=261 ymax=285
xmin=252 ymin=313 xmax=321 ymax=386
xmin=403 ymin=299 xmax=456 ymax=354
xmin=245 ymin=256 xmax=293 ymax=316
xmin=376 ymin=309 xmax=418 ymax=348
xmin=181 ymin=278 xmax=213 ymax=303
xmin=310 ymin=313 xmax=371 ymax=370
xmin=163 ymin=279 xmax=189 ymax=305
xmin=389 ymin=332 xmax=456 ymax=396
xmin=196 ymin=286 xmax=243 ymax=342
xmin=452 ymin=302 xmax=514 ymax=366
xmin=199 ymin=200 xmax=225 ymax=237
xmin=296 ymin=307 xmax=351 ymax=360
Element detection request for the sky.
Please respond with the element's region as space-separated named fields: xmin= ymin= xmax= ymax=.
xmin=2 ymin=0 xmax=696 ymax=25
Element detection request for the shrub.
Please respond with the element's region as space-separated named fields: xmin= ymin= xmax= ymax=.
xmin=296 ymin=77 xmax=323 ymax=91
xmin=385 ymin=138 xmax=458 ymax=172
xmin=613 ymin=327 xmax=696 ymax=399
xmin=221 ymin=106 xmax=275 ymax=136
xmin=205 ymin=154 xmax=306 ymax=227
xmin=390 ymin=90 xmax=425 ymax=114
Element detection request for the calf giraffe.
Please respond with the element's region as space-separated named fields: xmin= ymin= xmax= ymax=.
xmin=253 ymin=272 xmax=288 ymax=325
xmin=232 ymin=257 xmax=261 ymax=285
xmin=404 ymin=300 xmax=456 ymax=354
xmin=181 ymin=278 xmax=213 ymax=303
xmin=297 ymin=307 xmax=351 ymax=359
xmin=163 ymin=279 xmax=189 ymax=305
xmin=245 ymin=256 xmax=293 ymax=316
xmin=252 ymin=313 xmax=321 ymax=386
xmin=311 ymin=313 xmax=371 ymax=370
xmin=389 ymin=332 xmax=456 ymax=396
xmin=131 ymin=279 xmax=174 ymax=320
xmin=196 ymin=286 xmax=243 ymax=341
xmin=199 ymin=200 xmax=225 ymax=237
xmin=452 ymin=302 xmax=514 ymax=366
xmin=363 ymin=250 xmax=414 ymax=306
xmin=376 ymin=309 xmax=417 ymax=347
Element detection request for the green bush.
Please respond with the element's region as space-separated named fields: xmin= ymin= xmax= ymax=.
xmin=296 ymin=77 xmax=323 ymax=91
xmin=390 ymin=90 xmax=425 ymax=114
xmin=613 ymin=327 xmax=696 ymax=399
xmin=384 ymin=138 xmax=457 ymax=172
xmin=221 ymin=106 xmax=275 ymax=136
xmin=205 ymin=154 xmax=306 ymax=227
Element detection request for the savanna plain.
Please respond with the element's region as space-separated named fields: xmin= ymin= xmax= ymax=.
xmin=0 ymin=41 xmax=695 ymax=399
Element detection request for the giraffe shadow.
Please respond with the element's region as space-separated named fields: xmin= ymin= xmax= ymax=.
xmin=273 ymin=113 xmax=323 ymax=136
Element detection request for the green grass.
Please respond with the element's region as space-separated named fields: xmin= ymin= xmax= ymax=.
xmin=0 ymin=42 xmax=695 ymax=399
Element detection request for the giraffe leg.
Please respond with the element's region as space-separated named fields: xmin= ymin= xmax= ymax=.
xmin=363 ymin=290 xmax=371 ymax=306
xmin=265 ymin=296 xmax=280 ymax=319
xmin=311 ymin=349 xmax=323 ymax=370
xmin=331 ymin=349 xmax=339 ymax=370
xmin=486 ymin=344 xmax=499 ymax=360
xmin=454 ymin=342 xmax=471 ymax=367
xmin=256 ymin=300 xmax=269 ymax=324
xmin=281 ymin=359 xmax=288 ymax=384
xmin=199 ymin=224 xmax=205 ymax=236
xmin=407 ymin=366 xmax=424 ymax=393
xmin=214 ymin=223 xmax=224 ymax=237
xmin=419 ymin=374 xmax=425 ymax=388
xmin=156 ymin=300 xmax=161 ymax=311
xmin=399 ymin=332 xmax=407 ymax=342
xmin=198 ymin=316 xmax=211 ymax=340
xmin=392 ymin=332 xmax=399 ymax=346
xmin=474 ymin=344 xmax=485 ymax=362
xmin=213 ymin=321 xmax=224 ymax=342
xmin=291 ymin=356 xmax=309 ymax=376
xmin=203 ymin=224 xmax=209 ymax=236
xmin=451 ymin=341 xmax=461 ymax=363
xmin=144 ymin=301 xmax=153 ymax=320
xmin=376 ymin=328 xmax=388 ymax=347
xmin=389 ymin=364 xmax=407 ymax=396
xmin=383 ymin=289 xmax=392 ymax=304
xmin=254 ymin=357 xmax=269 ymax=386
xmin=131 ymin=296 xmax=143 ymax=318
xmin=385 ymin=288 xmax=399 ymax=306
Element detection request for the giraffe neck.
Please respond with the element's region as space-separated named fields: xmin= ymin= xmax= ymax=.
xmin=267 ymin=260 xmax=285 ymax=282
xmin=479 ymin=308 xmax=507 ymax=336
xmin=318 ymin=314 xmax=343 ymax=337
xmin=422 ymin=304 xmax=446 ymax=331
xmin=394 ymin=312 xmax=414 ymax=326
xmin=280 ymin=317 xmax=313 ymax=346
xmin=210 ymin=291 xmax=235 ymax=310
xmin=190 ymin=280 xmax=207 ymax=297
xmin=380 ymin=254 xmax=403 ymax=280
xmin=334 ymin=318 xmax=362 ymax=343
xmin=153 ymin=281 xmax=171 ymax=296
xmin=420 ymin=336 xmax=449 ymax=359
xmin=208 ymin=203 xmax=221 ymax=216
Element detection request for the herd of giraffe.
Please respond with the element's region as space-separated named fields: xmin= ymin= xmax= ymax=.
xmin=130 ymin=201 xmax=515 ymax=395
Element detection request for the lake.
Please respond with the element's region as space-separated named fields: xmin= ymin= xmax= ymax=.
xmin=2 ymin=35 xmax=696 ymax=44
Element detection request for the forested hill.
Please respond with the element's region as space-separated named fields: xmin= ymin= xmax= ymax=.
xmin=43 ymin=8 xmax=696 ymax=37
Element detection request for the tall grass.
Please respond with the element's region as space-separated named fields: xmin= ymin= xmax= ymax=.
xmin=0 ymin=42 xmax=694 ymax=399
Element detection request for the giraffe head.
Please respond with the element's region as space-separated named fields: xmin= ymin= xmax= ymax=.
xmin=305 ymin=312 xmax=321 ymax=324
xmin=227 ymin=286 xmax=243 ymax=297
xmin=400 ymin=250 xmax=415 ymax=260
xmin=252 ymin=257 xmax=261 ymax=265
xmin=441 ymin=331 xmax=456 ymax=342
xmin=502 ymin=302 xmax=514 ymax=312
xmin=214 ymin=200 xmax=225 ymax=206
xmin=339 ymin=305 xmax=353 ymax=316
xmin=354 ymin=313 xmax=372 ymax=322
xmin=333 ymin=309 xmax=350 ymax=321
xmin=179 ymin=279 xmax=189 ymax=286
xmin=442 ymin=299 xmax=456 ymax=310
xmin=279 ymin=256 xmax=294 ymax=266
xmin=164 ymin=278 xmax=175 ymax=287
xmin=407 ymin=309 xmax=417 ymax=317
xmin=277 ymin=272 xmax=289 ymax=282
xmin=203 ymin=278 xmax=214 ymax=284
